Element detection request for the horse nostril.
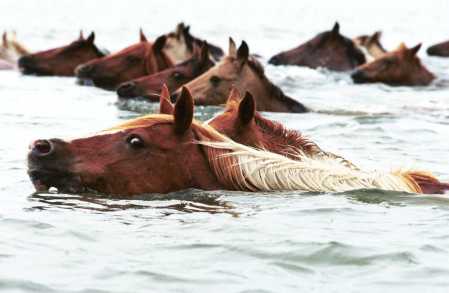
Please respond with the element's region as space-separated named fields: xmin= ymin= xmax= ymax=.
xmin=268 ymin=55 xmax=281 ymax=65
xmin=351 ymin=70 xmax=367 ymax=83
xmin=117 ymin=82 xmax=136 ymax=98
xmin=30 ymin=139 xmax=53 ymax=156
xmin=18 ymin=56 xmax=32 ymax=67
xmin=76 ymin=64 xmax=93 ymax=76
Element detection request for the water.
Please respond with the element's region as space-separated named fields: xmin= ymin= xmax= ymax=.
xmin=1 ymin=0 xmax=449 ymax=292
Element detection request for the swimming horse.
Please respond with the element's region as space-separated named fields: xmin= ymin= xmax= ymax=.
xmin=268 ymin=22 xmax=366 ymax=71
xmin=18 ymin=31 xmax=107 ymax=76
xmin=116 ymin=41 xmax=214 ymax=101
xmin=28 ymin=87 xmax=449 ymax=196
xmin=352 ymin=43 xmax=435 ymax=86
xmin=174 ymin=38 xmax=308 ymax=113
xmin=75 ymin=30 xmax=173 ymax=90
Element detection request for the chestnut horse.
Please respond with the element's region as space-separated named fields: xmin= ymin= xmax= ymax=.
xmin=352 ymin=43 xmax=435 ymax=86
xmin=427 ymin=39 xmax=449 ymax=57
xmin=117 ymin=42 xmax=214 ymax=101
xmin=1 ymin=31 xmax=30 ymax=65
xmin=353 ymin=31 xmax=387 ymax=61
xmin=268 ymin=22 xmax=366 ymax=71
xmin=18 ymin=31 xmax=106 ymax=76
xmin=164 ymin=22 xmax=224 ymax=63
xmin=28 ymin=87 xmax=449 ymax=195
xmin=174 ymin=38 xmax=308 ymax=113
xmin=76 ymin=30 xmax=174 ymax=90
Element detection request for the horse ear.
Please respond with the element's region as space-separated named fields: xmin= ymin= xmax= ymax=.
xmin=174 ymin=87 xmax=194 ymax=134
xmin=238 ymin=92 xmax=256 ymax=125
xmin=153 ymin=35 xmax=167 ymax=52
xmin=408 ymin=43 xmax=422 ymax=56
xmin=228 ymin=37 xmax=237 ymax=57
xmin=79 ymin=30 xmax=84 ymax=40
xmin=139 ymin=29 xmax=147 ymax=42
xmin=226 ymin=87 xmax=242 ymax=108
xmin=176 ymin=22 xmax=184 ymax=38
xmin=2 ymin=32 xmax=7 ymax=47
xmin=371 ymin=31 xmax=382 ymax=42
xmin=331 ymin=22 xmax=340 ymax=35
xmin=199 ymin=41 xmax=210 ymax=64
xmin=397 ymin=42 xmax=407 ymax=51
xmin=237 ymin=41 xmax=249 ymax=62
xmin=86 ymin=32 xmax=95 ymax=44
xmin=159 ymin=84 xmax=175 ymax=115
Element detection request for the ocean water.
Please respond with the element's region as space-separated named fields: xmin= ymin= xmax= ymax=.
xmin=1 ymin=0 xmax=449 ymax=292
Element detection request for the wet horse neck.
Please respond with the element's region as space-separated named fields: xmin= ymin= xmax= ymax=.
xmin=236 ymin=65 xmax=296 ymax=112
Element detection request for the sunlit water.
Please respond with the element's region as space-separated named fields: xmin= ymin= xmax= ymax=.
xmin=1 ymin=0 xmax=449 ymax=292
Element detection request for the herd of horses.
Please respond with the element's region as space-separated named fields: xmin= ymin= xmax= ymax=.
xmin=3 ymin=22 xmax=449 ymax=196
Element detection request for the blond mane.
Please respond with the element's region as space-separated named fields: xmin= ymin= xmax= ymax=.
xmin=200 ymin=139 xmax=427 ymax=193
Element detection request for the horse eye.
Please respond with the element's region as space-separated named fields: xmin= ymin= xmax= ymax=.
xmin=209 ymin=75 xmax=221 ymax=85
xmin=126 ymin=134 xmax=145 ymax=148
xmin=172 ymin=72 xmax=184 ymax=80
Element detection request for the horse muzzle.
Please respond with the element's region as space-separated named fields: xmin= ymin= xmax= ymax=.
xmin=27 ymin=139 xmax=83 ymax=193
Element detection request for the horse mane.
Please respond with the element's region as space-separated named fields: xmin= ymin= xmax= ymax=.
xmin=199 ymin=139 xmax=431 ymax=193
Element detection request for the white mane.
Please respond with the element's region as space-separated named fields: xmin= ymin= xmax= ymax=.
xmin=200 ymin=138 xmax=422 ymax=193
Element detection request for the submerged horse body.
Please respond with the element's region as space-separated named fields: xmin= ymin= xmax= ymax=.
xmin=176 ymin=38 xmax=307 ymax=113
xmin=352 ymin=43 xmax=435 ymax=86
xmin=117 ymin=42 xmax=214 ymax=101
xmin=268 ymin=22 xmax=366 ymax=71
xmin=18 ymin=32 xmax=106 ymax=76
xmin=75 ymin=30 xmax=173 ymax=90
xmin=28 ymin=87 xmax=449 ymax=196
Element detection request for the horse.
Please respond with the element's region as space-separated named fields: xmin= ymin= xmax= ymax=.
xmin=164 ymin=22 xmax=224 ymax=63
xmin=353 ymin=31 xmax=387 ymax=61
xmin=0 ymin=31 xmax=30 ymax=66
xmin=75 ymin=30 xmax=173 ymax=90
xmin=173 ymin=38 xmax=308 ymax=113
xmin=18 ymin=31 xmax=106 ymax=76
xmin=268 ymin=22 xmax=366 ymax=71
xmin=352 ymin=43 xmax=435 ymax=86
xmin=116 ymin=41 xmax=214 ymax=101
xmin=27 ymin=86 xmax=449 ymax=196
xmin=427 ymin=39 xmax=449 ymax=57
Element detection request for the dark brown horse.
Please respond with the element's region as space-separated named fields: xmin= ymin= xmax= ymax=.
xmin=27 ymin=87 xmax=449 ymax=195
xmin=116 ymin=42 xmax=214 ymax=101
xmin=18 ymin=32 xmax=106 ymax=76
xmin=174 ymin=38 xmax=308 ymax=113
xmin=268 ymin=22 xmax=366 ymax=71
xmin=427 ymin=39 xmax=449 ymax=57
xmin=353 ymin=31 xmax=387 ymax=61
xmin=352 ymin=43 xmax=435 ymax=86
xmin=164 ymin=22 xmax=224 ymax=63
xmin=76 ymin=30 xmax=173 ymax=90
